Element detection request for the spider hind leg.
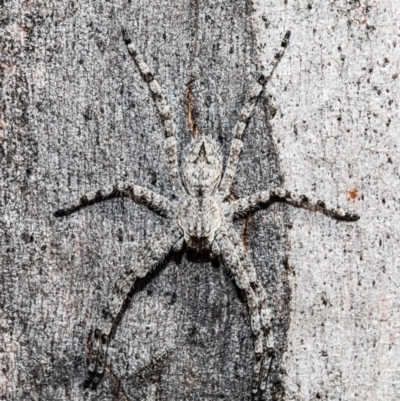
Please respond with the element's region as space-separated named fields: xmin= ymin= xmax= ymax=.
xmin=215 ymin=229 xmax=265 ymax=397
xmin=84 ymin=225 xmax=183 ymax=387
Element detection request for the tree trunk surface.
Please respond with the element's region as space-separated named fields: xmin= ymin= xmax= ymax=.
xmin=0 ymin=1 xmax=398 ymax=401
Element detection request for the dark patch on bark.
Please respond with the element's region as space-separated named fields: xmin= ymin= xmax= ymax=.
xmin=1 ymin=0 xmax=290 ymax=400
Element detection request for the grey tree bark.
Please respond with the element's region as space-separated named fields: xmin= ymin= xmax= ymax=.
xmin=1 ymin=1 xmax=398 ymax=401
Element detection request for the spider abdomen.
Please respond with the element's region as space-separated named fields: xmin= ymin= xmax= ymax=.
xmin=177 ymin=196 xmax=223 ymax=251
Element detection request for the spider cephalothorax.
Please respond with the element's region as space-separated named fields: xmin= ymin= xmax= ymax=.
xmin=181 ymin=135 xmax=223 ymax=197
xmin=55 ymin=29 xmax=359 ymax=398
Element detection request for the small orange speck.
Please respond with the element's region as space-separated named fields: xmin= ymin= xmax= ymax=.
xmin=348 ymin=189 xmax=358 ymax=200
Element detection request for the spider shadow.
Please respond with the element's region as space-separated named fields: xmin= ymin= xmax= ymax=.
xmin=184 ymin=248 xmax=249 ymax=302
xmin=82 ymin=245 xmax=267 ymax=394
xmin=83 ymin=246 xmax=222 ymax=390
xmin=82 ymin=250 xmax=184 ymax=390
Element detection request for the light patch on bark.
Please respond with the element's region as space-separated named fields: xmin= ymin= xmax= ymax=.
xmin=253 ymin=1 xmax=400 ymax=400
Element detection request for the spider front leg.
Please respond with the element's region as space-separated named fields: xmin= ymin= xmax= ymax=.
xmin=122 ymin=28 xmax=183 ymax=195
xmin=231 ymin=189 xmax=360 ymax=221
xmin=215 ymin=229 xmax=264 ymax=399
xmin=86 ymin=225 xmax=183 ymax=387
xmin=218 ymin=31 xmax=291 ymax=199
xmin=54 ymin=181 xmax=173 ymax=218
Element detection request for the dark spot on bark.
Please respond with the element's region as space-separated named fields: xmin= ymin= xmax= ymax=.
xmin=21 ymin=232 xmax=33 ymax=243
xmin=117 ymin=228 xmax=124 ymax=243
xmin=149 ymin=170 xmax=157 ymax=185
xmin=83 ymin=106 xmax=93 ymax=121
xmin=170 ymin=292 xmax=177 ymax=305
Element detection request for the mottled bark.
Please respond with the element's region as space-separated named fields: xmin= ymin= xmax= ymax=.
xmin=1 ymin=1 xmax=398 ymax=401
xmin=1 ymin=1 xmax=287 ymax=400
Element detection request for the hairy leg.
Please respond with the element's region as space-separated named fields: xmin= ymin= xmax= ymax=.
xmin=215 ymin=229 xmax=263 ymax=398
xmin=86 ymin=225 xmax=183 ymax=385
xmin=226 ymin=226 xmax=274 ymax=394
xmin=54 ymin=181 xmax=173 ymax=218
xmin=231 ymin=188 xmax=360 ymax=221
xmin=122 ymin=28 xmax=183 ymax=195
xmin=218 ymin=31 xmax=291 ymax=198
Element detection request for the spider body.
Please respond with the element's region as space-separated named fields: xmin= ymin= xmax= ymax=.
xmin=178 ymin=136 xmax=225 ymax=252
xmin=55 ymin=29 xmax=359 ymax=398
xmin=177 ymin=195 xmax=224 ymax=252
xmin=181 ymin=136 xmax=223 ymax=197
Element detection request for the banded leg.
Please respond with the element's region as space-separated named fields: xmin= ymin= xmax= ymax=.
xmin=215 ymin=229 xmax=263 ymax=398
xmin=219 ymin=31 xmax=291 ymax=198
xmin=227 ymin=226 xmax=274 ymax=394
xmin=54 ymin=181 xmax=173 ymax=218
xmin=122 ymin=28 xmax=183 ymax=194
xmin=86 ymin=224 xmax=183 ymax=385
xmin=231 ymin=189 xmax=360 ymax=221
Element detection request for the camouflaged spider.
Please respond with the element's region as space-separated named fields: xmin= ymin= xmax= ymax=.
xmin=54 ymin=29 xmax=359 ymax=397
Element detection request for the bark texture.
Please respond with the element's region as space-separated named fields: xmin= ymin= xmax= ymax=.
xmin=1 ymin=1 xmax=398 ymax=401
xmin=1 ymin=1 xmax=288 ymax=400
xmin=252 ymin=1 xmax=400 ymax=400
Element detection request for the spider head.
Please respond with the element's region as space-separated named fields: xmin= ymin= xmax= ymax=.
xmin=181 ymin=136 xmax=223 ymax=197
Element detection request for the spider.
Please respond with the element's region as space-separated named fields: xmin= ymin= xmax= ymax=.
xmin=54 ymin=28 xmax=359 ymax=398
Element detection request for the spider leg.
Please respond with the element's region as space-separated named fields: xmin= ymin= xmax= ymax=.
xmin=218 ymin=31 xmax=291 ymax=199
xmin=86 ymin=224 xmax=183 ymax=386
xmin=226 ymin=226 xmax=274 ymax=395
xmin=54 ymin=181 xmax=173 ymax=218
xmin=215 ymin=229 xmax=263 ymax=398
xmin=231 ymin=189 xmax=360 ymax=221
xmin=122 ymin=28 xmax=183 ymax=195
